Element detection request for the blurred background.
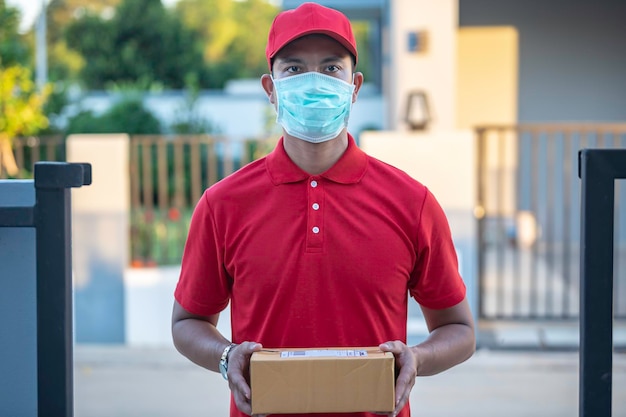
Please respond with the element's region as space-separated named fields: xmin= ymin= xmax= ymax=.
xmin=1 ymin=0 xmax=626 ymax=415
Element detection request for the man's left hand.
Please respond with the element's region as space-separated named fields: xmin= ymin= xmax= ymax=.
xmin=379 ymin=340 xmax=417 ymax=417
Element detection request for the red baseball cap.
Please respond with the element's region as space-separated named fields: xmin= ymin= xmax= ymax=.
xmin=265 ymin=2 xmax=358 ymax=70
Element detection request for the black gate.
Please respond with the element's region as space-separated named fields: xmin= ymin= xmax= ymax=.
xmin=476 ymin=124 xmax=626 ymax=320
xmin=0 ymin=162 xmax=91 ymax=416
xmin=578 ymin=148 xmax=626 ymax=417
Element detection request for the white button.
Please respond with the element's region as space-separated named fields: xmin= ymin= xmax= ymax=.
xmin=312 ymin=203 xmax=320 ymax=210
xmin=312 ymin=226 xmax=320 ymax=234
xmin=310 ymin=180 xmax=318 ymax=188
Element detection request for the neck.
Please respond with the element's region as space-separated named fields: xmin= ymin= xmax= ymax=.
xmin=282 ymin=132 xmax=349 ymax=175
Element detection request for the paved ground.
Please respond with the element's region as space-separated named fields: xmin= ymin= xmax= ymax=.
xmin=74 ymin=344 xmax=626 ymax=417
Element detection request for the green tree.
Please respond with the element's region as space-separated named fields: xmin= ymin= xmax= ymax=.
xmin=176 ymin=0 xmax=237 ymax=64
xmin=44 ymin=0 xmax=121 ymax=82
xmin=65 ymin=0 xmax=207 ymax=89
xmin=0 ymin=65 xmax=50 ymax=176
xmin=227 ymin=0 xmax=281 ymax=78
xmin=175 ymin=1 xmax=373 ymax=88
xmin=0 ymin=0 xmax=30 ymax=67
xmin=176 ymin=0 xmax=279 ymax=88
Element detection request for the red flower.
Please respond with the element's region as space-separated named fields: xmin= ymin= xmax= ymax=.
xmin=168 ymin=207 xmax=181 ymax=222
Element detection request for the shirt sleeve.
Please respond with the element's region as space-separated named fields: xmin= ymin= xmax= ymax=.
xmin=408 ymin=188 xmax=466 ymax=309
xmin=174 ymin=191 xmax=231 ymax=316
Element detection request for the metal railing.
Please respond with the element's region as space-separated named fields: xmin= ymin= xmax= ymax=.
xmin=5 ymin=134 xmax=277 ymax=266
xmin=475 ymin=124 xmax=626 ymax=320
xmin=0 ymin=135 xmax=65 ymax=179
xmin=128 ymin=135 xmax=276 ymax=265
xmin=14 ymin=128 xmax=625 ymax=322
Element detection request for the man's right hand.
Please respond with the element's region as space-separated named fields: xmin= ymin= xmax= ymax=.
xmin=227 ymin=341 xmax=265 ymax=416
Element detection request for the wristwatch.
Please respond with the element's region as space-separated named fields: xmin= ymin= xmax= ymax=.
xmin=219 ymin=343 xmax=237 ymax=380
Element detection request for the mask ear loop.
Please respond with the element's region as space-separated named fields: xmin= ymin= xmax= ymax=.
xmin=270 ymin=75 xmax=281 ymax=122
xmin=349 ymin=73 xmax=357 ymax=105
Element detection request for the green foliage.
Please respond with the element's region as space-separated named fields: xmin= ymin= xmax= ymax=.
xmin=47 ymin=0 xmax=120 ymax=44
xmin=0 ymin=65 xmax=51 ymax=176
xmin=170 ymin=74 xmax=214 ymax=134
xmin=42 ymin=0 xmax=120 ymax=82
xmin=106 ymin=99 xmax=161 ymax=134
xmin=352 ymin=21 xmax=372 ymax=81
xmin=64 ymin=13 xmax=115 ymax=88
xmin=0 ymin=0 xmax=30 ymax=66
xmin=38 ymin=83 xmax=71 ymax=134
xmin=65 ymin=110 xmax=104 ymax=134
xmin=23 ymin=0 xmax=375 ymax=92
xmin=176 ymin=0 xmax=279 ymax=88
xmin=66 ymin=97 xmax=161 ymax=135
xmin=64 ymin=0 xmax=207 ymax=89
xmin=0 ymin=65 xmax=50 ymax=136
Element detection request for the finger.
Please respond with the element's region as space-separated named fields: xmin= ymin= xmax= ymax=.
xmin=379 ymin=340 xmax=403 ymax=354
xmin=379 ymin=341 xmax=416 ymax=415
xmin=392 ymin=365 xmax=416 ymax=416
xmin=228 ymin=342 xmax=264 ymax=417
xmin=232 ymin=390 xmax=252 ymax=415
xmin=228 ymin=363 xmax=251 ymax=401
xmin=228 ymin=342 xmax=263 ymax=400
xmin=229 ymin=343 xmax=262 ymax=416
xmin=393 ymin=387 xmax=411 ymax=416
xmin=229 ymin=374 xmax=253 ymax=416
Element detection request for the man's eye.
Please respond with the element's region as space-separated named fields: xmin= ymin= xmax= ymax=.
xmin=286 ymin=66 xmax=300 ymax=73
xmin=326 ymin=65 xmax=339 ymax=72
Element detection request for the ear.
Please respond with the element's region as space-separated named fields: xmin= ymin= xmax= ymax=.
xmin=261 ymin=74 xmax=276 ymax=105
xmin=351 ymin=72 xmax=364 ymax=104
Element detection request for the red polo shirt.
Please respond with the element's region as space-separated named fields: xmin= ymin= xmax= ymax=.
xmin=175 ymin=135 xmax=466 ymax=417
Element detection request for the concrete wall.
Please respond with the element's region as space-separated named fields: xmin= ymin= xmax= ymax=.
xmin=456 ymin=26 xmax=519 ymax=128
xmin=124 ymin=266 xmax=232 ymax=347
xmin=459 ymin=0 xmax=626 ymax=122
xmin=68 ymin=134 xmax=129 ymax=343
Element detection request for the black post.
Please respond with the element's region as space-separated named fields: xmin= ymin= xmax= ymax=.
xmin=34 ymin=162 xmax=91 ymax=417
xmin=578 ymin=149 xmax=626 ymax=417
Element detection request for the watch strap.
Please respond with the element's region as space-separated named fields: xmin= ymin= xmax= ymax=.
xmin=219 ymin=343 xmax=237 ymax=380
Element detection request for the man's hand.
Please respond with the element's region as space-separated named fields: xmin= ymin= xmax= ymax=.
xmin=379 ymin=341 xmax=417 ymax=417
xmin=227 ymin=341 xmax=265 ymax=416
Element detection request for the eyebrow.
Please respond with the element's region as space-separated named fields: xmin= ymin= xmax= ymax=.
xmin=276 ymin=57 xmax=305 ymax=66
xmin=276 ymin=55 xmax=346 ymax=66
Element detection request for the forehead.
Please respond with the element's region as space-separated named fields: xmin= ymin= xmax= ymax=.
xmin=274 ymin=34 xmax=352 ymax=62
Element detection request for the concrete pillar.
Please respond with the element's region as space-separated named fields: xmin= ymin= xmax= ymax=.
xmin=386 ymin=0 xmax=458 ymax=131
xmin=67 ymin=134 xmax=130 ymax=343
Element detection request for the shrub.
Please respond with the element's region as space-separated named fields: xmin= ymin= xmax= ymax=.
xmin=65 ymin=98 xmax=161 ymax=135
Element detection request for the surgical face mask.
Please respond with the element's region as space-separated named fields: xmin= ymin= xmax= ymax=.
xmin=272 ymin=72 xmax=355 ymax=143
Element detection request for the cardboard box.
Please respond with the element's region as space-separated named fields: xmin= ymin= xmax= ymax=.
xmin=250 ymin=347 xmax=395 ymax=414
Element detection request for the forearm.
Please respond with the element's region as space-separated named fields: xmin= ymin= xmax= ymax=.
xmin=172 ymin=317 xmax=231 ymax=372
xmin=411 ymin=323 xmax=475 ymax=376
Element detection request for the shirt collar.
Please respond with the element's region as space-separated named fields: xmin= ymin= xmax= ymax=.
xmin=266 ymin=134 xmax=368 ymax=185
